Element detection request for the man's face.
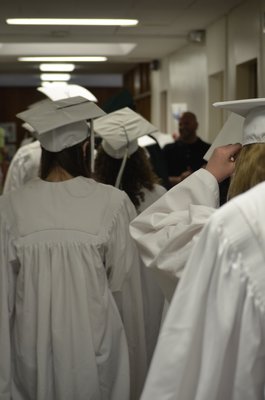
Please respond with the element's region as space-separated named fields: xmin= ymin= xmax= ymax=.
xmin=178 ymin=113 xmax=198 ymax=142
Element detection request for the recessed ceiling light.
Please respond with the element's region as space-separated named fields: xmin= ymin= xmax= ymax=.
xmin=40 ymin=73 xmax=71 ymax=81
xmin=39 ymin=63 xmax=75 ymax=72
xmin=19 ymin=56 xmax=107 ymax=62
xmin=6 ymin=18 xmax=138 ymax=26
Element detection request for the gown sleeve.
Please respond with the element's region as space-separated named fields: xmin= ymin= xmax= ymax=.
xmin=130 ymin=168 xmax=219 ymax=300
xmin=140 ymin=198 xmax=265 ymax=400
xmin=0 ymin=211 xmax=16 ymax=399
xmin=105 ymin=193 xmax=148 ymax=400
xmin=3 ymin=148 xmax=25 ymax=193
xmin=3 ymin=144 xmax=40 ymax=194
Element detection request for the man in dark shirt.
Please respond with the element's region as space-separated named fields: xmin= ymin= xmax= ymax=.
xmin=163 ymin=111 xmax=210 ymax=187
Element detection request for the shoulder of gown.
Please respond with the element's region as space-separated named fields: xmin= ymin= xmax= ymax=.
xmin=130 ymin=169 xmax=219 ymax=299
xmin=141 ymin=181 xmax=265 ymax=400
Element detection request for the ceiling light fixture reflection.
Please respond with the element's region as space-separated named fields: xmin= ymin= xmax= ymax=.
xmin=6 ymin=18 xmax=138 ymax=26
xmin=19 ymin=56 xmax=107 ymax=62
xmin=39 ymin=63 xmax=75 ymax=72
xmin=40 ymin=73 xmax=71 ymax=81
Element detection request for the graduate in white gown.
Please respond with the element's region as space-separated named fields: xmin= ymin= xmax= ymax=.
xmin=3 ymin=101 xmax=51 ymax=194
xmin=93 ymin=107 xmax=167 ymax=213
xmin=93 ymin=107 xmax=166 ymax=365
xmin=134 ymin=99 xmax=265 ymax=399
xmin=3 ymin=85 xmax=98 ymax=195
xmin=3 ymin=139 xmax=41 ymax=193
xmin=140 ymin=179 xmax=265 ymax=400
xmin=130 ymin=143 xmax=241 ymax=301
xmin=130 ymin=99 xmax=265 ymax=302
xmin=0 ymin=96 xmax=147 ymax=400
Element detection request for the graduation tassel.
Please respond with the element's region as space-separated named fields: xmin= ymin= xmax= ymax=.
xmin=90 ymin=119 xmax=95 ymax=174
xmin=115 ymin=147 xmax=129 ymax=188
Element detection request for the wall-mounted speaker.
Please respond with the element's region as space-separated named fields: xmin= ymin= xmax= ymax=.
xmin=188 ymin=30 xmax=205 ymax=43
xmin=150 ymin=59 xmax=160 ymax=71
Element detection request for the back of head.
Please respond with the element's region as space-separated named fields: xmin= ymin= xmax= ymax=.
xmin=94 ymin=107 xmax=159 ymax=188
xmin=212 ymin=99 xmax=265 ymax=200
xmin=16 ymin=96 xmax=105 ymax=180
xmin=94 ymin=145 xmax=159 ymax=209
xmin=228 ymin=143 xmax=265 ymax=200
xmin=40 ymin=139 xmax=91 ymax=180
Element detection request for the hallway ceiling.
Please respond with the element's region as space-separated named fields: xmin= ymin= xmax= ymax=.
xmin=0 ymin=0 xmax=244 ymax=85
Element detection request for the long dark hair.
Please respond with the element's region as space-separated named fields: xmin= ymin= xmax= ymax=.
xmin=94 ymin=145 xmax=160 ymax=208
xmin=40 ymin=139 xmax=91 ymax=179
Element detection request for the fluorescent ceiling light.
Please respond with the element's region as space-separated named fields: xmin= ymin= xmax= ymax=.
xmin=6 ymin=18 xmax=138 ymax=26
xmin=40 ymin=73 xmax=70 ymax=81
xmin=40 ymin=63 xmax=75 ymax=72
xmin=0 ymin=43 xmax=135 ymax=57
xmin=19 ymin=56 xmax=107 ymax=62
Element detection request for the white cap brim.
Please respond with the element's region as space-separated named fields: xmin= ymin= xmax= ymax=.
xmin=204 ymin=113 xmax=244 ymax=161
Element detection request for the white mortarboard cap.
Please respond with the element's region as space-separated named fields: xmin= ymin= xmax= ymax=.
xmin=20 ymin=100 xmax=53 ymax=139
xmin=28 ymin=98 xmax=54 ymax=110
xmin=38 ymin=83 xmax=98 ymax=102
xmin=16 ymin=96 xmax=105 ymax=153
xmin=94 ymin=107 xmax=158 ymax=158
xmin=204 ymin=98 xmax=265 ymax=161
xmin=94 ymin=107 xmax=159 ymax=187
xmin=214 ymin=98 xmax=265 ymax=145
xmin=204 ymin=113 xmax=244 ymax=161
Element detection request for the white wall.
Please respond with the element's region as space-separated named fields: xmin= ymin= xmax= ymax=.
xmin=151 ymin=0 xmax=265 ymax=142
xmin=168 ymin=44 xmax=208 ymax=139
xmin=227 ymin=0 xmax=261 ymax=99
xmin=207 ymin=17 xmax=227 ymax=140
xmin=150 ymin=57 xmax=171 ymax=133
xmin=207 ymin=17 xmax=226 ymax=77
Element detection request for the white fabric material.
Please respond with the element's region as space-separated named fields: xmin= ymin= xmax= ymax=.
xmin=0 ymin=177 xmax=147 ymax=400
xmin=3 ymin=141 xmax=41 ymax=194
xmin=213 ymin=98 xmax=265 ymax=147
xmin=204 ymin=114 xmax=244 ymax=161
xmin=38 ymin=83 xmax=98 ymax=102
xmin=242 ymin=106 xmax=265 ymax=145
xmin=137 ymin=183 xmax=167 ymax=365
xmin=137 ymin=184 xmax=167 ymax=214
xmin=130 ymin=168 xmax=219 ymax=301
xmin=17 ymin=96 xmax=105 ymax=152
xmin=102 ymin=138 xmax=138 ymax=160
xmin=94 ymin=107 xmax=158 ymax=159
xmin=213 ymin=98 xmax=265 ymax=117
xmin=140 ymin=180 xmax=265 ymax=400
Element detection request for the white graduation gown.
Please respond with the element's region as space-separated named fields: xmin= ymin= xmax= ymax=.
xmin=3 ymin=141 xmax=41 ymax=194
xmin=0 ymin=177 xmax=147 ymax=400
xmin=137 ymin=184 xmax=167 ymax=214
xmin=137 ymin=183 xmax=167 ymax=365
xmin=130 ymin=168 xmax=219 ymax=301
xmin=141 ymin=181 xmax=265 ymax=400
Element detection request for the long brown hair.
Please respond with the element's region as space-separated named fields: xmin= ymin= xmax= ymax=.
xmin=228 ymin=143 xmax=265 ymax=200
xmin=94 ymin=145 xmax=160 ymax=208
xmin=40 ymin=139 xmax=91 ymax=179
